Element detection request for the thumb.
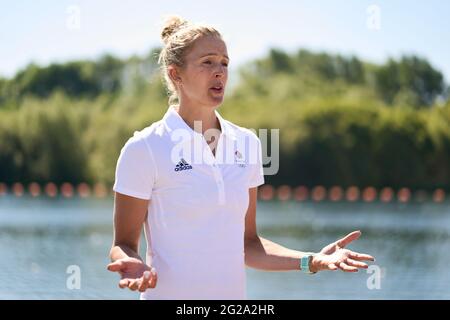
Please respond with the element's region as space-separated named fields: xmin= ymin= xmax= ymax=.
xmin=336 ymin=230 xmax=361 ymax=248
xmin=150 ymin=267 xmax=158 ymax=280
xmin=149 ymin=267 xmax=158 ymax=287
xmin=107 ymin=260 xmax=124 ymax=272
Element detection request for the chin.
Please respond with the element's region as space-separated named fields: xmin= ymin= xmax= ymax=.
xmin=202 ymin=97 xmax=223 ymax=108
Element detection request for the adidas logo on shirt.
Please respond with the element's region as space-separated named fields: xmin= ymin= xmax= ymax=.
xmin=174 ymin=158 xmax=193 ymax=172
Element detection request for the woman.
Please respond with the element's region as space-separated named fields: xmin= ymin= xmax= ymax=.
xmin=107 ymin=15 xmax=375 ymax=300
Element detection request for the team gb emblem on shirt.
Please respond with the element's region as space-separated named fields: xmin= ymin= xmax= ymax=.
xmin=234 ymin=150 xmax=246 ymax=167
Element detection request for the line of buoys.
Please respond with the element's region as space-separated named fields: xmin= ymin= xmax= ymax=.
xmin=0 ymin=182 xmax=448 ymax=203
xmin=0 ymin=182 xmax=115 ymax=198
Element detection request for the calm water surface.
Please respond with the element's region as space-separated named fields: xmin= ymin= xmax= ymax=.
xmin=1 ymin=196 xmax=449 ymax=299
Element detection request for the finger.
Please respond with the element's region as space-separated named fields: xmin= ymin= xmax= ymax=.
xmin=107 ymin=260 xmax=124 ymax=272
xmin=336 ymin=230 xmax=361 ymax=248
xmin=346 ymin=258 xmax=368 ymax=269
xmin=328 ymin=263 xmax=338 ymax=270
xmin=119 ymin=278 xmax=130 ymax=289
xmin=138 ymin=271 xmax=151 ymax=292
xmin=128 ymin=279 xmax=140 ymax=291
xmin=149 ymin=267 xmax=158 ymax=288
xmin=349 ymin=252 xmax=375 ymax=261
xmin=338 ymin=262 xmax=358 ymax=272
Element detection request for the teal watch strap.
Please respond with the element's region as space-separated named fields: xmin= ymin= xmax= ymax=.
xmin=300 ymin=252 xmax=317 ymax=274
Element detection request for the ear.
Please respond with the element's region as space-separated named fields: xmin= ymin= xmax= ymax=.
xmin=167 ymin=65 xmax=182 ymax=85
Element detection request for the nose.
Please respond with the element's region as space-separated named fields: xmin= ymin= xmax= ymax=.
xmin=214 ymin=64 xmax=226 ymax=78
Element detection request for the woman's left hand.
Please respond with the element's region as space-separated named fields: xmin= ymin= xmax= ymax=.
xmin=310 ymin=230 xmax=375 ymax=273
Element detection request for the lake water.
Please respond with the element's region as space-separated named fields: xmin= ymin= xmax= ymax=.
xmin=1 ymin=195 xmax=449 ymax=299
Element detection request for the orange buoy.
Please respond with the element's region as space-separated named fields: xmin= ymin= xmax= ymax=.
xmin=277 ymin=185 xmax=292 ymax=201
xmin=397 ymin=188 xmax=411 ymax=203
xmin=28 ymin=182 xmax=41 ymax=197
xmin=259 ymin=184 xmax=274 ymax=201
xmin=311 ymin=186 xmax=326 ymax=202
xmin=362 ymin=187 xmax=377 ymax=202
xmin=93 ymin=182 xmax=108 ymax=198
xmin=294 ymin=186 xmax=309 ymax=202
xmin=380 ymin=187 xmax=393 ymax=203
xmin=61 ymin=183 xmax=74 ymax=198
xmin=0 ymin=183 xmax=7 ymax=196
xmin=345 ymin=186 xmax=360 ymax=202
xmin=433 ymin=189 xmax=445 ymax=203
xmin=12 ymin=183 xmax=24 ymax=197
xmin=45 ymin=182 xmax=58 ymax=198
xmin=329 ymin=186 xmax=343 ymax=202
xmin=77 ymin=183 xmax=91 ymax=198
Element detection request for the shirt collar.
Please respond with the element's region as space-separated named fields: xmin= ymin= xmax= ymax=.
xmin=163 ymin=105 xmax=237 ymax=141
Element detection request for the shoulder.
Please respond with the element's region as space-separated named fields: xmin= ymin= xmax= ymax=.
xmin=120 ymin=120 xmax=168 ymax=157
xmin=223 ymin=118 xmax=261 ymax=144
xmin=124 ymin=118 xmax=170 ymax=146
xmin=132 ymin=119 xmax=168 ymax=141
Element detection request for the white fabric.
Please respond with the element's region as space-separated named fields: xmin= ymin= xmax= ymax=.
xmin=113 ymin=105 xmax=265 ymax=299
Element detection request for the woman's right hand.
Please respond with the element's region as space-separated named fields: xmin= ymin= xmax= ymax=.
xmin=107 ymin=257 xmax=158 ymax=292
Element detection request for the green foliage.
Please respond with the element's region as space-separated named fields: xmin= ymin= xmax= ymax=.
xmin=0 ymin=47 xmax=449 ymax=190
xmin=0 ymin=93 xmax=91 ymax=184
xmin=374 ymin=56 xmax=445 ymax=107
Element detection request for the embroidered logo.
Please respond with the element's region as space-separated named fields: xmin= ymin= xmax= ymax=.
xmin=234 ymin=150 xmax=246 ymax=168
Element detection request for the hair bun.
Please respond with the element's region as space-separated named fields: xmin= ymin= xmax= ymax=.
xmin=161 ymin=15 xmax=189 ymax=44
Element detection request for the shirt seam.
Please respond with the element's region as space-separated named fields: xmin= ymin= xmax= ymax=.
xmin=113 ymin=185 xmax=151 ymax=200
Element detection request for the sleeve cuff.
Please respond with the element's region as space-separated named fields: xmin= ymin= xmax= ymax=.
xmin=112 ymin=185 xmax=151 ymax=200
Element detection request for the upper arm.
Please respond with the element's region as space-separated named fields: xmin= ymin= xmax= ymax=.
xmin=113 ymin=192 xmax=149 ymax=253
xmin=111 ymin=134 xmax=156 ymax=252
xmin=244 ymin=187 xmax=259 ymax=243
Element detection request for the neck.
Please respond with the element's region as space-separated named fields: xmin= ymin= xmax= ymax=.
xmin=175 ymin=100 xmax=221 ymax=135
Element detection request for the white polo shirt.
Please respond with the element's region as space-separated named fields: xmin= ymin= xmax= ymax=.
xmin=113 ymin=105 xmax=265 ymax=300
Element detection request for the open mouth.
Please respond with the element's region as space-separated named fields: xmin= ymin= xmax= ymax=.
xmin=210 ymin=84 xmax=224 ymax=94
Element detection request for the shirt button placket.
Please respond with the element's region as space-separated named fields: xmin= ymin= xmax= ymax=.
xmin=212 ymin=162 xmax=225 ymax=205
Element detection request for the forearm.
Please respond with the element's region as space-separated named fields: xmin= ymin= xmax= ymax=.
xmin=109 ymin=244 xmax=143 ymax=262
xmin=244 ymin=236 xmax=313 ymax=271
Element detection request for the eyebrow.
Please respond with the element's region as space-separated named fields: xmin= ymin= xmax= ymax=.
xmin=199 ymin=53 xmax=230 ymax=60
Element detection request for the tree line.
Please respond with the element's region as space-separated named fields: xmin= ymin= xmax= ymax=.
xmin=0 ymin=47 xmax=449 ymax=190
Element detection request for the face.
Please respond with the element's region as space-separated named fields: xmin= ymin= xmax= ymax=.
xmin=171 ymin=35 xmax=229 ymax=108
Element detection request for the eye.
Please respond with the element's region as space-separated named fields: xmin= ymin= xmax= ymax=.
xmin=203 ymin=60 xmax=212 ymax=65
xmin=222 ymin=62 xmax=229 ymax=67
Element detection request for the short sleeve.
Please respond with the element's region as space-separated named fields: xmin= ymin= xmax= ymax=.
xmin=112 ymin=134 xmax=157 ymax=200
xmin=248 ymin=137 xmax=265 ymax=188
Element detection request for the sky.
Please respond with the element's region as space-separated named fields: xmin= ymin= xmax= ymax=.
xmin=1 ymin=0 xmax=450 ymax=81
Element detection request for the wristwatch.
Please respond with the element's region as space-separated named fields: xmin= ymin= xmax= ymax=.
xmin=300 ymin=252 xmax=317 ymax=274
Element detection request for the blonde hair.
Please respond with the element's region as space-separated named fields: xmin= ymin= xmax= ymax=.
xmin=158 ymin=15 xmax=223 ymax=105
